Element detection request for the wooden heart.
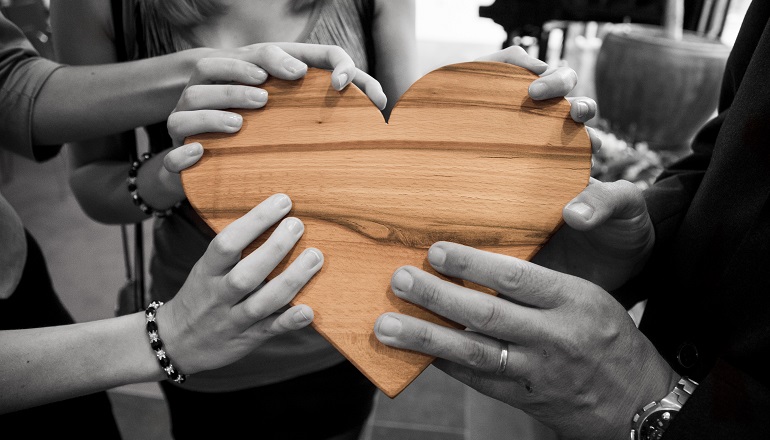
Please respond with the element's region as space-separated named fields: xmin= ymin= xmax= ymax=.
xmin=183 ymin=62 xmax=590 ymax=397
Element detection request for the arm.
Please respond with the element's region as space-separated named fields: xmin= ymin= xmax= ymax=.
xmin=1 ymin=194 xmax=322 ymax=414
xmin=49 ymin=0 xmax=205 ymax=223
xmin=372 ymin=0 xmax=418 ymax=118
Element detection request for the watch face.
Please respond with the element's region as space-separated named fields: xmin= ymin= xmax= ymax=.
xmin=639 ymin=410 xmax=674 ymax=440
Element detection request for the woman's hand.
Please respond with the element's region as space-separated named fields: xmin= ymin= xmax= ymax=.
xmin=477 ymin=46 xmax=602 ymax=154
xmin=149 ymin=43 xmax=388 ymax=210
xmin=157 ymin=193 xmax=322 ymax=373
xmin=374 ymin=242 xmax=676 ymax=440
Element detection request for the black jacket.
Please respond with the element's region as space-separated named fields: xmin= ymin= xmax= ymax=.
xmin=616 ymin=1 xmax=770 ymax=437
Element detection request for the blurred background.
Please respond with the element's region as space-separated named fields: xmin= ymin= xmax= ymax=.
xmin=0 ymin=1 xmax=752 ymax=439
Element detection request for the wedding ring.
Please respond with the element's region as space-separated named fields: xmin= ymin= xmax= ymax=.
xmin=496 ymin=344 xmax=508 ymax=374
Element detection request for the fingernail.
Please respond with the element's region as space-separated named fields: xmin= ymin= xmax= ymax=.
xmin=286 ymin=218 xmax=304 ymax=236
xmin=224 ymin=113 xmax=242 ymax=128
xmin=576 ymin=101 xmax=589 ymax=119
xmin=185 ymin=143 xmax=202 ymax=156
xmin=301 ymin=249 xmax=322 ymax=270
xmin=567 ymin=202 xmax=594 ymax=220
xmin=247 ymin=88 xmax=268 ymax=104
xmin=428 ymin=246 xmax=446 ymax=268
xmin=294 ymin=307 xmax=311 ymax=323
xmin=529 ymin=82 xmax=548 ymax=99
xmin=248 ymin=67 xmax=267 ymax=82
xmin=273 ymin=194 xmax=291 ymax=209
xmin=391 ymin=269 xmax=413 ymax=294
xmin=377 ymin=315 xmax=402 ymax=337
xmin=283 ymin=58 xmax=307 ymax=74
xmin=337 ymin=73 xmax=349 ymax=89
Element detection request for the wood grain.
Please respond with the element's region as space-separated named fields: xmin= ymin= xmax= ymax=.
xmin=183 ymin=61 xmax=591 ymax=398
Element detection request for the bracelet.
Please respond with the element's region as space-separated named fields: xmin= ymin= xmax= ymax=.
xmin=127 ymin=152 xmax=180 ymax=218
xmin=145 ymin=301 xmax=187 ymax=384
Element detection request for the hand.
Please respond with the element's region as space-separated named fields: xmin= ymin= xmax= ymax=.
xmin=477 ymin=46 xmax=602 ymax=154
xmin=156 ymin=193 xmax=323 ymax=374
xmin=159 ymin=43 xmax=388 ymax=202
xmin=533 ymin=178 xmax=655 ymax=291
xmin=374 ymin=242 xmax=677 ymax=440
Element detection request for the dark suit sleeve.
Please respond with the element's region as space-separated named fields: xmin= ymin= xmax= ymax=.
xmin=611 ymin=113 xmax=722 ymax=309
xmin=664 ymin=359 xmax=770 ymax=439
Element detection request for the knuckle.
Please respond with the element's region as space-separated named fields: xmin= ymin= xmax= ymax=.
xmin=210 ymin=231 xmax=240 ymax=258
xmin=464 ymin=339 xmax=490 ymax=370
xmin=266 ymin=235 xmax=291 ymax=257
xmin=496 ymin=262 xmax=526 ymax=293
xmin=166 ymin=113 xmax=182 ymax=135
xmin=563 ymin=68 xmax=578 ymax=88
xmin=259 ymin=44 xmax=281 ymax=59
xmin=224 ymin=85 xmax=240 ymax=100
xmin=225 ymin=270 xmax=252 ymax=292
xmin=181 ymin=86 xmax=201 ymax=108
xmin=417 ymin=280 xmax=444 ymax=310
xmin=468 ymin=298 xmax=504 ymax=332
xmin=410 ymin=324 xmax=435 ymax=348
xmin=278 ymin=273 xmax=303 ymax=294
xmin=195 ymin=58 xmax=215 ymax=75
xmin=509 ymin=45 xmax=527 ymax=57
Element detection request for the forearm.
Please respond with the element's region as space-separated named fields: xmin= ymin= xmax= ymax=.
xmin=70 ymin=149 xmax=180 ymax=225
xmin=32 ymin=48 xmax=214 ymax=145
xmin=0 ymin=312 xmax=163 ymax=414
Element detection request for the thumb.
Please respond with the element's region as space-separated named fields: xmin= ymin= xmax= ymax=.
xmin=563 ymin=179 xmax=647 ymax=231
xmin=164 ymin=143 xmax=204 ymax=174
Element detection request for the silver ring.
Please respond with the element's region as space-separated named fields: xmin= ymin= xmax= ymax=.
xmin=496 ymin=344 xmax=508 ymax=374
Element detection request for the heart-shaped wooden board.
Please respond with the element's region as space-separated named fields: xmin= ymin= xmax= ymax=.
xmin=183 ymin=61 xmax=590 ymax=398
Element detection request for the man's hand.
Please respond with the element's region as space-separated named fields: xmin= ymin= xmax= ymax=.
xmin=533 ymin=178 xmax=655 ymax=291
xmin=375 ymin=242 xmax=676 ymax=440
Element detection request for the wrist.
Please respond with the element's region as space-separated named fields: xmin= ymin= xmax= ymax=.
xmin=135 ymin=152 xmax=185 ymax=212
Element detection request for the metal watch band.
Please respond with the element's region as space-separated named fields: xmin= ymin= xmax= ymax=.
xmin=631 ymin=377 xmax=699 ymax=440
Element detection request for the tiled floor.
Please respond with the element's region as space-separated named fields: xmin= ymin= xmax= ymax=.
xmin=2 ymin=149 xmax=555 ymax=440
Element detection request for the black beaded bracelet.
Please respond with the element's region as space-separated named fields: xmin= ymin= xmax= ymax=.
xmin=127 ymin=152 xmax=180 ymax=218
xmin=145 ymin=301 xmax=187 ymax=384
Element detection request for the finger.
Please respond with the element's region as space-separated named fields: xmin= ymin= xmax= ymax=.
xmin=586 ymin=126 xmax=602 ymax=155
xmin=389 ymin=266 xmax=544 ymax=343
xmin=434 ymin=359 xmax=531 ymax=402
xmin=202 ymin=194 xmax=293 ymax=274
xmin=475 ymin=46 xmax=549 ymax=75
xmin=566 ymin=97 xmax=597 ymax=123
xmin=235 ymin=248 xmax=324 ymax=322
xmin=168 ymin=110 xmax=242 ymax=145
xmin=562 ymin=179 xmax=648 ymax=231
xmin=426 ymin=243 xmax=565 ymax=309
xmin=528 ymin=66 xmax=578 ymax=100
xmin=240 ymin=43 xmax=387 ymax=109
xmin=374 ymin=313 xmax=529 ymax=377
xmin=163 ymin=143 xmax=204 ymax=174
xmin=244 ymin=304 xmax=314 ymax=343
xmin=188 ymin=57 xmax=268 ymax=86
xmin=235 ymin=44 xmax=309 ymax=80
xmin=351 ymin=68 xmax=387 ymax=110
xmin=176 ymin=84 xmax=268 ymax=112
xmin=274 ymin=43 xmax=358 ymax=90
xmin=223 ymin=217 xmax=305 ymax=299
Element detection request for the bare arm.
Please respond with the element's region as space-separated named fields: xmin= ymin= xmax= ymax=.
xmin=48 ymin=0 xmax=209 ymax=223
xmin=0 ymin=313 xmax=162 ymax=413
xmin=1 ymin=194 xmax=321 ymax=414
xmin=373 ymin=0 xmax=418 ymax=119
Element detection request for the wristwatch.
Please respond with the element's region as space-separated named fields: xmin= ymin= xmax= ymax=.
xmin=630 ymin=377 xmax=698 ymax=440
